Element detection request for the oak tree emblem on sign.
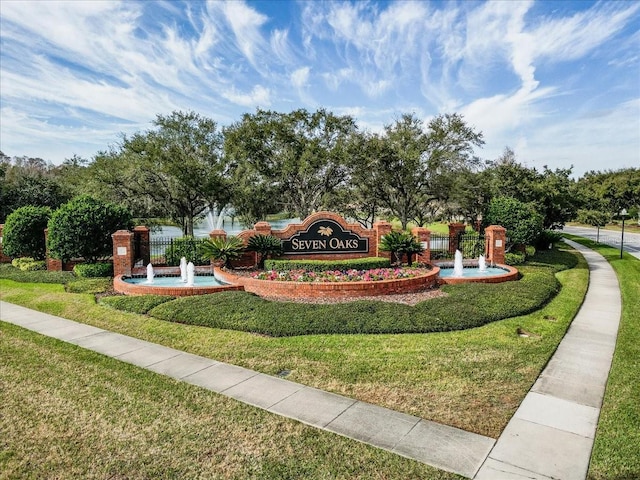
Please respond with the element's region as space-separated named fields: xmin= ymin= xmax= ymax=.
xmin=318 ymin=226 xmax=333 ymax=237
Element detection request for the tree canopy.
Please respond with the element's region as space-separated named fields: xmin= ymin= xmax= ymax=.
xmin=90 ymin=111 xmax=230 ymax=235
xmin=224 ymin=108 xmax=357 ymax=222
xmin=3 ymin=109 xmax=636 ymax=240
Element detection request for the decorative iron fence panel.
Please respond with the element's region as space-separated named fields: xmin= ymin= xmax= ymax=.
xmin=458 ymin=233 xmax=485 ymax=259
xmin=147 ymin=237 xmax=211 ymax=266
xmin=429 ymin=233 xmax=484 ymax=260
xmin=429 ymin=234 xmax=451 ymax=260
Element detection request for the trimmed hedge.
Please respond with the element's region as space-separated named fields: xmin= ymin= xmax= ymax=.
xmin=73 ymin=262 xmax=113 ymax=278
xmin=65 ymin=278 xmax=113 ymax=294
xmin=0 ymin=264 xmax=73 ymax=284
xmin=100 ymin=295 xmax=174 ymax=314
xmin=140 ymin=247 xmax=577 ymax=337
xmin=264 ymin=257 xmax=391 ymax=272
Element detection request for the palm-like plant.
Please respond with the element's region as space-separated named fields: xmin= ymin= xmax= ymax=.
xmin=246 ymin=234 xmax=283 ymax=269
xmin=380 ymin=231 xmax=424 ymax=266
xmin=200 ymin=236 xmax=245 ymax=269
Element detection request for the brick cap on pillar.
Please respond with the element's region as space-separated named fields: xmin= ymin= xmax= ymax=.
xmin=112 ymin=229 xmax=133 ymax=237
xmin=485 ymin=225 xmax=506 ymax=232
xmin=133 ymin=225 xmax=150 ymax=232
xmin=254 ymin=222 xmax=272 ymax=234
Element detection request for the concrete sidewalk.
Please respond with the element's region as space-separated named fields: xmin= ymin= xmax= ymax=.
xmin=0 ymin=300 xmax=494 ymax=478
xmin=0 ymin=239 xmax=623 ymax=479
xmin=475 ymin=239 xmax=622 ymax=479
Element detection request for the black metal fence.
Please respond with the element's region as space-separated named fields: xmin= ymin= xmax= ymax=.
xmin=429 ymin=233 xmax=485 ymax=260
xmin=143 ymin=237 xmax=211 ymax=266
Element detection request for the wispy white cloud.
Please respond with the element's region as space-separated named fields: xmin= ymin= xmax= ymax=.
xmin=0 ymin=0 xmax=637 ymax=176
xmin=220 ymin=85 xmax=271 ymax=108
xmin=211 ymin=0 xmax=269 ymax=71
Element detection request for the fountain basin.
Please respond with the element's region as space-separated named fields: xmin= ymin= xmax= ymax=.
xmin=114 ymin=266 xmax=243 ymax=296
xmin=436 ymin=263 xmax=518 ymax=285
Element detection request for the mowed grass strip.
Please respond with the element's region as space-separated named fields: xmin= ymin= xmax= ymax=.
xmin=0 ymin=323 xmax=453 ymax=480
xmin=0 ymin=246 xmax=588 ymax=437
xmin=562 ymin=236 xmax=640 ymax=480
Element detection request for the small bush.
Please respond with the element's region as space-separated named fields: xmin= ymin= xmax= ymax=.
xmin=264 ymin=257 xmax=391 ymax=272
xmin=200 ymin=236 xmax=245 ymax=268
xmin=100 ymin=295 xmax=174 ymax=314
xmin=47 ymin=195 xmax=132 ymax=263
xmin=525 ymin=246 xmax=536 ymax=258
xmin=11 ymin=257 xmax=46 ymax=271
xmin=73 ymin=262 xmax=113 ymax=278
xmin=2 ymin=206 xmax=51 ymax=260
xmin=246 ymin=234 xmax=283 ymax=269
xmin=535 ymin=230 xmax=564 ymax=250
xmin=164 ymin=237 xmax=211 ymax=266
xmin=505 ymin=252 xmax=526 ymax=265
xmin=379 ymin=231 xmax=423 ymax=265
xmin=11 ymin=257 xmax=27 ymax=268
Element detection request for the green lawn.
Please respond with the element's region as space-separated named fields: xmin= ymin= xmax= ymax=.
xmin=1 ymin=322 xmax=452 ymax=479
xmin=563 ymin=236 xmax=640 ymax=480
xmin=0 ymin=245 xmax=587 ymax=439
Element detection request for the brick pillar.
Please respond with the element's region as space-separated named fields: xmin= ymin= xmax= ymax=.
xmin=448 ymin=223 xmax=466 ymax=255
xmin=133 ymin=226 xmax=150 ymax=266
xmin=411 ymin=227 xmax=431 ymax=264
xmin=44 ymin=228 xmax=63 ymax=271
xmin=208 ymin=229 xmax=228 ymax=267
xmin=485 ymin=225 xmax=506 ymax=265
xmin=254 ymin=221 xmax=272 ymax=236
xmin=209 ymin=229 xmax=227 ymax=241
xmin=112 ymin=230 xmax=134 ymax=277
xmin=373 ymin=220 xmax=392 ymax=260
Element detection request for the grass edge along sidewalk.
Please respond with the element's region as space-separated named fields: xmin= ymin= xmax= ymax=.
xmin=563 ymin=235 xmax=640 ymax=480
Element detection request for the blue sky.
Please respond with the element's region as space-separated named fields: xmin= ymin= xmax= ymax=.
xmin=1 ymin=0 xmax=638 ymax=177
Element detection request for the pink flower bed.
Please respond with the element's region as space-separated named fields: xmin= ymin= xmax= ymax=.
xmin=251 ymin=267 xmax=427 ymax=282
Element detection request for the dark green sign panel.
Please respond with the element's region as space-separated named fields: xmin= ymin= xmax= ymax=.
xmin=281 ymin=219 xmax=368 ymax=255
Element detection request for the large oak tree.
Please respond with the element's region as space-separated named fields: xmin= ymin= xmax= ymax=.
xmin=90 ymin=111 xmax=230 ymax=235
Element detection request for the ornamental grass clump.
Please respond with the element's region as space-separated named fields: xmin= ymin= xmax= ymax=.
xmin=251 ymin=267 xmax=425 ymax=282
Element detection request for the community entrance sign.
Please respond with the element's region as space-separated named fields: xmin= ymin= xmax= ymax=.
xmin=281 ymin=218 xmax=369 ymax=255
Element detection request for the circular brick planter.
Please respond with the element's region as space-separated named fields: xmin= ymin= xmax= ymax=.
xmin=215 ymin=266 xmax=440 ymax=299
xmin=436 ymin=264 xmax=519 ymax=285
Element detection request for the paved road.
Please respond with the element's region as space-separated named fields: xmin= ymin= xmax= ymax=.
xmin=563 ymin=225 xmax=640 ymax=259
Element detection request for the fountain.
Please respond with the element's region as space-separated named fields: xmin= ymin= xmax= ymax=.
xmin=437 ymin=250 xmax=518 ymax=284
xmin=478 ymin=254 xmax=487 ymax=272
xmin=186 ymin=261 xmax=195 ymax=287
xmin=206 ymin=208 xmax=216 ymax=231
xmin=452 ymin=250 xmax=464 ymax=277
xmin=146 ymin=263 xmax=154 ymax=283
xmin=215 ymin=206 xmax=226 ymax=230
xmin=180 ymin=257 xmax=187 ymax=283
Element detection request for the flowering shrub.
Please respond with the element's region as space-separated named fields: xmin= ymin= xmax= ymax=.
xmin=251 ymin=267 xmax=427 ymax=282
